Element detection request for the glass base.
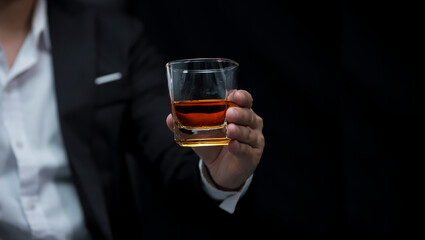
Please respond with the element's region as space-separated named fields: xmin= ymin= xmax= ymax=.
xmin=176 ymin=138 xmax=230 ymax=147
xmin=174 ymin=126 xmax=229 ymax=147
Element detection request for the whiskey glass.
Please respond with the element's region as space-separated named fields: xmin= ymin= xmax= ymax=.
xmin=166 ymin=58 xmax=238 ymax=147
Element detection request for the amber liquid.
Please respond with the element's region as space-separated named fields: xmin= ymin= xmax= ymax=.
xmin=173 ymin=99 xmax=236 ymax=147
xmin=174 ymin=99 xmax=236 ymax=129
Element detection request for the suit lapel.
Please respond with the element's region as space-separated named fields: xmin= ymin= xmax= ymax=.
xmin=48 ymin=1 xmax=113 ymax=239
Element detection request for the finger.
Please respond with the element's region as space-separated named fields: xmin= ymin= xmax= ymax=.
xmin=228 ymin=139 xmax=263 ymax=164
xmin=166 ymin=114 xmax=173 ymax=131
xmin=226 ymin=107 xmax=262 ymax=129
xmin=227 ymin=123 xmax=263 ymax=149
xmin=228 ymin=90 xmax=253 ymax=108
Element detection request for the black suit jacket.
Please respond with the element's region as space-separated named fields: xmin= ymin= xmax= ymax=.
xmin=46 ymin=1 xmax=232 ymax=239
xmin=128 ymin=0 xmax=424 ymax=238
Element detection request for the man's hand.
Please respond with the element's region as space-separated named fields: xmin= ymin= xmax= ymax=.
xmin=166 ymin=90 xmax=265 ymax=191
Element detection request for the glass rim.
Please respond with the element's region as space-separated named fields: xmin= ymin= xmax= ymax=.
xmin=166 ymin=58 xmax=239 ymax=72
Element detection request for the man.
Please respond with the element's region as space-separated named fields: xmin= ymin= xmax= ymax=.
xmin=0 ymin=0 xmax=265 ymax=239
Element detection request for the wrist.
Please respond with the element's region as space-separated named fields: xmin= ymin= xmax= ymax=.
xmin=201 ymin=162 xmax=243 ymax=192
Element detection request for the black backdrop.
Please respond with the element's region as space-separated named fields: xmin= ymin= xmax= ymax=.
xmin=80 ymin=0 xmax=424 ymax=238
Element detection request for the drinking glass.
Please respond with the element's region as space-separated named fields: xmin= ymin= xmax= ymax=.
xmin=166 ymin=58 xmax=238 ymax=147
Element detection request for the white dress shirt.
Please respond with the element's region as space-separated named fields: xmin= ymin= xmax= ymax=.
xmin=0 ymin=1 xmax=90 ymax=239
xmin=0 ymin=0 xmax=250 ymax=239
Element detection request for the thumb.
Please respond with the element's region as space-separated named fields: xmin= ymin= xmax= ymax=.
xmin=166 ymin=114 xmax=173 ymax=131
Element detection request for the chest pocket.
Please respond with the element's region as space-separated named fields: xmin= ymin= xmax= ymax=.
xmin=94 ymin=71 xmax=130 ymax=107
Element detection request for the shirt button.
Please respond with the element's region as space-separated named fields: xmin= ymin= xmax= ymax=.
xmin=27 ymin=200 xmax=35 ymax=210
xmin=16 ymin=141 xmax=24 ymax=149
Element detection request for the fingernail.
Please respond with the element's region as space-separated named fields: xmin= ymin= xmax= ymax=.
xmin=236 ymin=91 xmax=243 ymax=101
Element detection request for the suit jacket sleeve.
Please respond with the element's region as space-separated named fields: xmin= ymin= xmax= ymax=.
xmin=119 ymin=19 xmax=222 ymax=210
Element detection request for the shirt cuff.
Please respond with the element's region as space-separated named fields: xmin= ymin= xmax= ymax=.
xmin=198 ymin=160 xmax=253 ymax=214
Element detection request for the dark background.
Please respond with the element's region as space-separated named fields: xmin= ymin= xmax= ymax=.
xmin=81 ymin=0 xmax=423 ymax=238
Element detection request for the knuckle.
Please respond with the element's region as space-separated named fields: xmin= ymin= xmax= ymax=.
xmin=257 ymin=116 xmax=264 ymax=129
xmin=249 ymin=110 xmax=256 ymax=126
xmin=247 ymin=128 xmax=253 ymax=142
xmin=255 ymin=132 xmax=264 ymax=149
xmin=257 ymin=116 xmax=263 ymax=125
xmin=259 ymin=134 xmax=265 ymax=147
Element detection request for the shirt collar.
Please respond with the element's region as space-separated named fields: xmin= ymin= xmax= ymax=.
xmin=31 ymin=0 xmax=51 ymax=50
xmin=1 ymin=0 xmax=50 ymax=81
